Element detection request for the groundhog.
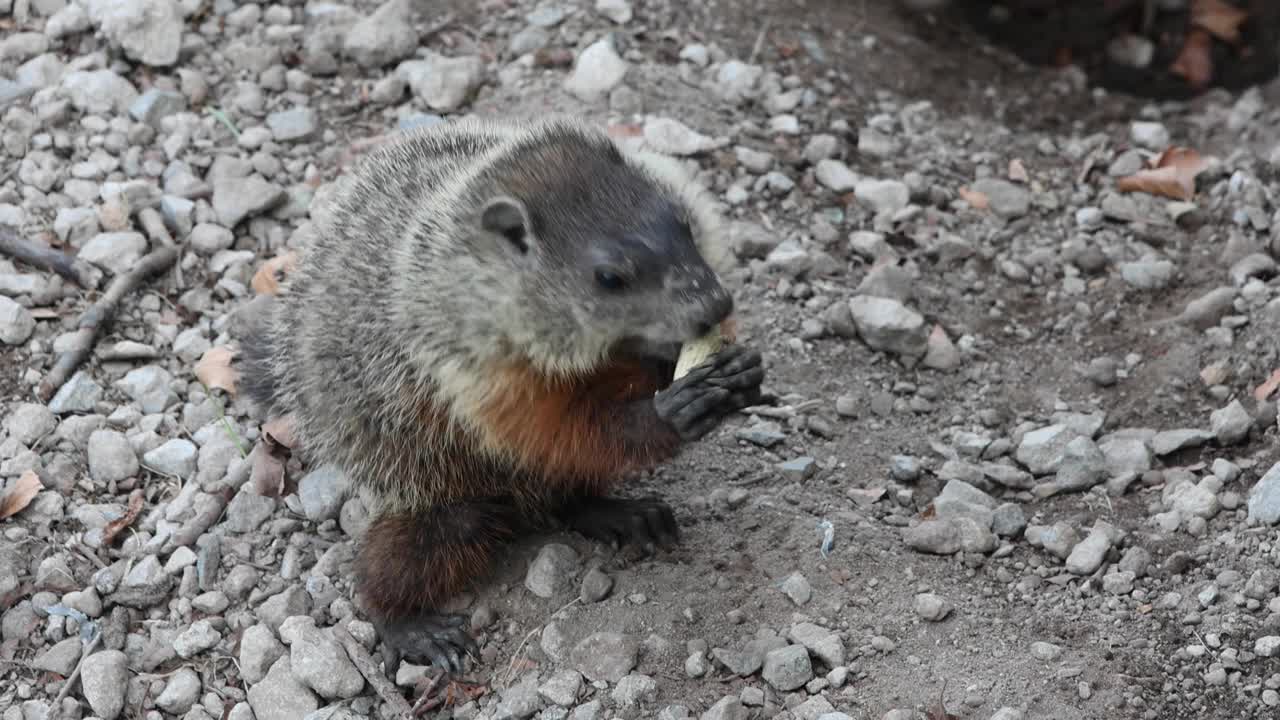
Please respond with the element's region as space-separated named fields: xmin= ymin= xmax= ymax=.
xmin=239 ymin=116 xmax=765 ymax=676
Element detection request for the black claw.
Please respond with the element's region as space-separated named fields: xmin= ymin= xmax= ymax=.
xmin=379 ymin=614 xmax=478 ymax=675
xmin=566 ymin=496 xmax=681 ymax=553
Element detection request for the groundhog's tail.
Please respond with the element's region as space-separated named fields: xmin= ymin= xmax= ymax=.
xmin=237 ymin=301 xmax=280 ymax=416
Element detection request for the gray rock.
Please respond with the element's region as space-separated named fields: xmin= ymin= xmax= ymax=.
xmin=1118 ymin=547 xmax=1152 ymax=577
xmin=1152 ymin=428 xmax=1213 ymax=456
xmin=5 ymin=403 xmax=56 ymax=445
xmin=780 ymin=572 xmax=811 ymax=605
xmin=526 ymin=5 xmax=568 ymax=27
xmin=267 ymin=108 xmax=318 ymax=142
xmin=510 ymin=26 xmax=550 ymax=56
xmin=0 ymin=296 xmax=35 ymax=345
xmin=1119 ymin=259 xmax=1175 ymax=290
xmin=1025 ymin=523 xmax=1080 ymax=559
xmin=1229 ymin=253 xmax=1276 ymax=286
xmin=700 ymin=697 xmax=747 ymax=720
xmin=1099 ymin=436 xmax=1152 ymax=476
xmin=279 ymin=616 xmax=364 ymax=699
xmin=538 ymin=669 xmax=583 ymax=707
xmin=904 ymin=519 xmax=962 ymax=555
xmin=129 ymin=88 xmax=186 ymax=127
xmin=85 ymin=0 xmax=183 ymax=67
xmin=815 ymin=160 xmax=858 ymax=192
xmin=247 ymin=655 xmax=319 ymax=720
xmin=982 ymin=462 xmax=1035 ymax=490
xmin=1030 ymin=641 xmax=1062 ymax=662
xmin=155 ymin=667 xmax=201 ymax=714
xmin=933 ymin=479 xmax=997 ymax=528
xmin=761 ymin=644 xmax=812 ymax=692
xmin=213 ymin=175 xmax=286 ymax=228
xmin=596 ymin=0 xmax=633 ymax=24
xmin=298 ymin=464 xmax=350 ymax=522
xmin=1130 ymin=121 xmax=1169 ymax=149
xmin=48 ymin=371 xmax=103 ymax=413
xmin=525 ymin=543 xmax=579 ymax=598
xmin=854 ymin=179 xmax=910 ymax=215
xmin=1246 ymin=462 xmax=1280 ymax=525
xmin=569 ymin=632 xmax=639 ymax=682
xmin=777 ymin=456 xmax=816 ymax=478
xmin=913 ymin=593 xmax=953 ymax=621
xmin=396 ymin=52 xmax=486 ymax=111
xmin=142 ymin=439 xmax=197 ymax=479
xmin=1103 ymin=571 xmax=1135 ymax=595
xmin=493 ymin=681 xmax=542 ymax=719
xmin=79 ymin=231 xmax=147 ymax=276
xmin=1254 ymin=636 xmax=1280 ymax=658
xmin=579 ymin=566 xmax=613 ymax=603
xmin=116 ymin=365 xmax=177 ymax=413
xmin=714 ymin=60 xmax=763 ymax=104
xmin=1015 ymin=424 xmax=1078 ymax=475
xmin=87 ymin=430 xmax=139 ymax=483
xmin=1065 ymin=524 xmax=1114 ymax=575
xmin=190 ymin=223 xmax=234 ymax=255
xmin=847 ymin=296 xmax=928 ymax=359
xmin=1180 ymin=287 xmax=1236 ymax=329
xmin=342 ymin=0 xmax=417 ymax=68
xmin=80 ymin=649 xmax=129 ymax=720
xmin=804 ymin=134 xmax=840 ymax=164
xmin=31 ymin=637 xmax=82 ymax=676
xmin=174 ymin=620 xmax=221 ymax=658
xmin=1054 ymin=436 xmax=1107 ymax=492
xmin=971 ymin=178 xmax=1030 ymax=218
xmin=736 ymin=421 xmax=786 ymax=448
xmin=224 ymin=488 xmax=276 ymax=533
xmin=60 ymin=69 xmax=138 ymax=113
xmin=991 ymin=502 xmax=1027 ymax=538
xmin=786 ymin=622 xmax=844 ymax=667
xmin=1210 ymin=400 xmax=1251 ymax=445
xmin=642 ymin=117 xmax=726 ymax=156
xmin=611 ymin=673 xmax=657 ymax=706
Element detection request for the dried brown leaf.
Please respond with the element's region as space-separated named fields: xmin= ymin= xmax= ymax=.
xmin=1008 ymin=158 xmax=1029 ymax=183
xmin=1116 ymin=146 xmax=1208 ymax=201
xmin=1171 ymin=28 xmax=1215 ymax=89
xmin=194 ymin=346 xmax=239 ymax=396
xmin=251 ymin=251 xmax=299 ymax=296
xmin=1190 ymin=0 xmax=1249 ymax=43
xmin=1254 ymin=368 xmax=1280 ymax=402
xmin=262 ymin=415 xmax=298 ymax=450
xmin=0 ymin=471 xmax=44 ymax=521
xmin=253 ymin=415 xmax=298 ymax=497
xmin=957 ymin=186 xmax=989 ymax=210
xmin=100 ymin=489 xmax=145 ymax=546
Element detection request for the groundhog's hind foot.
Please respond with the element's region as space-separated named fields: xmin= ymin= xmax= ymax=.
xmin=378 ymin=614 xmax=478 ymax=676
xmin=655 ymin=344 xmax=764 ymax=441
xmin=564 ymin=496 xmax=680 ymax=553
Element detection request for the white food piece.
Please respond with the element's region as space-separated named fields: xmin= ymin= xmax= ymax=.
xmin=673 ymin=328 xmax=724 ymax=380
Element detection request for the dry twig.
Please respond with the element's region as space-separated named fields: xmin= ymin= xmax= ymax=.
xmin=49 ymin=626 xmax=103 ymax=719
xmin=0 ymin=227 xmax=100 ymax=289
xmin=36 ymin=208 xmax=181 ymax=402
xmin=331 ymin=623 xmax=414 ymax=718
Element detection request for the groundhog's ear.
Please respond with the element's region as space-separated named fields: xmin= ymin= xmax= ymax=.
xmin=480 ymin=196 xmax=530 ymax=255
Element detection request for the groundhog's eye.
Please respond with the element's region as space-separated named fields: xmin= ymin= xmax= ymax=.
xmin=594 ymin=268 xmax=627 ymax=291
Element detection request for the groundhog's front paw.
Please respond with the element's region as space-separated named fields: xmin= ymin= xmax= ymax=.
xmin=654 ymin=344 xmax=764 ymax=441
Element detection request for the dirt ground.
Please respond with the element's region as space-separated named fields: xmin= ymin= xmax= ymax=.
xmin=2 ymin=1 xmax=1280 ymax=719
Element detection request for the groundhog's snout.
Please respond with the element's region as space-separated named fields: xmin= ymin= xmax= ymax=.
xmin=693 ymin=285 xmax=734 ymax=337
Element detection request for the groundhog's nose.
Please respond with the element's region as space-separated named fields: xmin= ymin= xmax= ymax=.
xmin=694 ymin=287 xmax=734 ymax=336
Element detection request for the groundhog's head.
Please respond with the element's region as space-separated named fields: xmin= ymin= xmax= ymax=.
xmin=466 ymin=122 xmax=734 ymax=375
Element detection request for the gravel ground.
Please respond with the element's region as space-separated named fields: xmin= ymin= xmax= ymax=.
xmin=2 ymin=1 xmax=1280 ymax=720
